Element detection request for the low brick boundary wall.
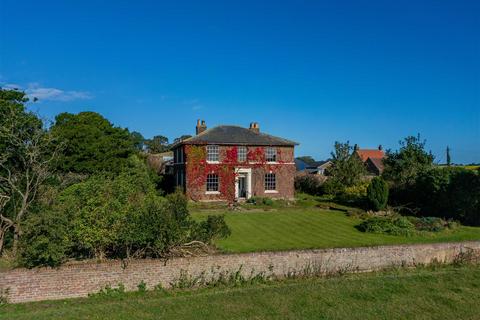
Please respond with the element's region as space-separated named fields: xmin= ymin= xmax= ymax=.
xmin=1 ymin=241 xmax=479 ymax=303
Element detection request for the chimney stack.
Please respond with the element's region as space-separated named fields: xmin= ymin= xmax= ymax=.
xmin=249 ymin=122 xmax=260 ymax=133
xmin=354 ymin=144 xmax=359 ymax=151
xmin=378 ymin=145 xmax=383 ymax=151
xmin=196 ymin=119 xmax=207 ymax=135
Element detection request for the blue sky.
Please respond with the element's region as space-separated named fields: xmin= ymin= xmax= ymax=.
xmin=1 ymin=0 xmax=479 ymax=163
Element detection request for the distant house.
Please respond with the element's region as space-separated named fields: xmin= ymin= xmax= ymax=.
xmin=295 ymin=159 xmax=332 ymax=176
xmin=171 ymin=120 xmax=298 ymax=201
xmin=354 ymin=145 xmax=385 ymax=176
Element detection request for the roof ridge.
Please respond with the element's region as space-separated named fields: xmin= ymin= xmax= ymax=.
xmin=176 ymin=124 xmax=298 ymax=146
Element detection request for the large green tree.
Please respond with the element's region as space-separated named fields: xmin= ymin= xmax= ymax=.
xmin=382 ymin=135 xmax=434 ymax=187
xmin=0 ymin=89 xmax=60 ymax=254
xmin=51 ymin=112 xmax=137 ymax=174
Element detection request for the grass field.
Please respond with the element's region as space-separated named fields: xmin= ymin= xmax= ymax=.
xmin=192 ymin=205 xmax=480 ymax=253
xmin=3 ymin=265 xmax=480 ymax=319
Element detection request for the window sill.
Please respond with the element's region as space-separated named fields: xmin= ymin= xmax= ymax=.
xmin=206 ymin=161 xmax=220 ymax=164
xmin=205 ymin=191 xmax=220 ymax=195
xmin=264 ymin=190 xmax=278 ymax=194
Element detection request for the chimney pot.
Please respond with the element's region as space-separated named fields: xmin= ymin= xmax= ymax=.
xmin=378 ymin=145 xmax=383 ymax=151
xmin=249 ymin=122 xmax=260 ymax=133
xmin=196 ymin=120 xmax=207 ymax=135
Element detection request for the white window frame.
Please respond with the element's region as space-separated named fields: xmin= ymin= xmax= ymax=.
xmin=264 ymin=173 xmax=276 ymax=191
xmin=206 ymin=145 xmax=219 ymax=163
xmin=265 ymin=147 xmax=277 ymax=162
xmin=206 ymin=173 xmax=219 ymax=193
xmin=237 ymin=146 xmax=247 ymax=162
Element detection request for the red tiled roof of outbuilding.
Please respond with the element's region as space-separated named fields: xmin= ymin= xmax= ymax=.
xmin=355 ymin=149 xmax=385 ymax=162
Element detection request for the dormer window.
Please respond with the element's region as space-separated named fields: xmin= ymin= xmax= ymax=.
xmin=265 ymin=147 xmax=277 ymax=162
xmin=206 ymin=145 xmax=219 ymax=162
xmin=237 ymin=146 xmax=247 ymax=162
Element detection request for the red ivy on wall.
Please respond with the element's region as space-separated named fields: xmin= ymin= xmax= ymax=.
xmin=185 ymin=145 xmax=286 ymax=203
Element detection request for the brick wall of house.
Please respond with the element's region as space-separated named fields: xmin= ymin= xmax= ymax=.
xmin=1 ymin=242 xmax=478 ymax=303
xmin=181 ymin=145 xmax=295 ymax=201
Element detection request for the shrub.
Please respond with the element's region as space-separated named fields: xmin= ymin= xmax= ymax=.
xmin=400 ymin=167 xmax=480 ymax=226
xmin=18 ymin=209 xmax=72 ymax=268
xmin=294 ymin=174 xmax=322 ymax=195
xmin=321 ymin=178 xmax=345 ymax=196
xmin=246 ymin=196 xmax=274 ymax=206
xmin=407 ymin=216 xmax=458 ymax=232
xmin=356 ymin=216 xmax=415 ymax=236
xmin=196 ymin=215 xmax=231 ymax=244
xmin=367 ymin=177 xmax=389 ymax=211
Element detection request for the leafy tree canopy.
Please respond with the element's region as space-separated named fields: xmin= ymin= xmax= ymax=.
xmin=173 ymin=134 xmax=192 ymax=144
xmin=51 ymin=112 xmax=137 ymax=174
xmin=382 ymin=135 xmax=434 ymax=187
xmin=145 ymin=135 xmax=169 ymax=153
xmin=328 ymin=141 xmax=366 ymax=190
xmin=296 ymin=156 xmax=316 ymax=165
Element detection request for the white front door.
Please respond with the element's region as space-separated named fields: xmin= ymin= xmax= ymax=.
xmin=235 ymin=168 xmax=252 ymax=199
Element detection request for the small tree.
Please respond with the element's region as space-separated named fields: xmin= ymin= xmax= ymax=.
xmin=382 ymin=135 xmax=434 ymax=187
xmin=367 ymin=177 xmax=389 ymax=211
xmin=327 ymin=141 xmax=366 ymax=194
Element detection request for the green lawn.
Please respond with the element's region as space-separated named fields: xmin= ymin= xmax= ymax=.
xmin=4 ymin=265 xmax=480 ymax=319
xmin=193 ymin=206 xmax=480 ymax=253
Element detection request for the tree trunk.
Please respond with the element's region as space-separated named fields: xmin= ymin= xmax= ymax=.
xmin=12 ymin=223 xmax=21 ymax=256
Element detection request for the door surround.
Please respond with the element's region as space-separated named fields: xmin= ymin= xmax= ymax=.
xmin=235 ymin=168 xmax=252 ymax=199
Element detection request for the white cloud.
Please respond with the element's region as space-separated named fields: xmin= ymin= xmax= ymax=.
xmin=1 ymin=82 xmax=93 ymax=102
xmin=26 ymin=87 xmax=93 ymax=102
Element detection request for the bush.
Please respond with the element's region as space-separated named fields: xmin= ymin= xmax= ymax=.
xmin=399 ymin=167 xmax=480 ymax=226
xmin=294 ymin=174 xmax=322 ymax=195
xmin=367 ymin=177 xmax=389 ymax=211
xmin=321 ymin=178 xmax=345 ymax=196
xmin=407 ymin=216 xmax=458 ymax=232
xmin=196 ymin=215 xmax=231 ymax=244
xmin=356 ymin=216 xmax=415 ymax=236
xmin=246 ymin=196 xmax=274 ymax=206
xmin=337 ymin=181 xmax=369 ymax=205
xmin=18 ymin=210 xmax=72 ymax=268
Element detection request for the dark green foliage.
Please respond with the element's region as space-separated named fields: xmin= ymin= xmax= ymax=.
xmin=367 ymin=177 xmax=389 ymax=211
xmin=130 ymin=131 xmax=145 ymax=151
xmin=196 ymin=215 xmax=231 ymax=244
xmin=246 ymin=196 xmax=274 ymax=206
xmin=18 ymin=210 xmax=72 ymax=268
xmin=320 ymin=178 xmax=345 ymax=196
xmin=16 ymin=158 xmax=231 ymax=267
xmin=327 ymin=141 xmax=366 ymax=194
xmin=294 ymin=175 xmax=322 ymax=195
xmin=383 ymin=135 xmax=434 ymax=187
xmin=51 ymin=112 xmax=137 ymax=174
xmin=356 ymin=216 xmax=415 ymax=236
xmin=296 ymin=156 xmax=316 ymax=165
xmin=410 ymin=167 xmax=480 ymax=226
xmin=145 ymin=135 xmax=169 ymax=153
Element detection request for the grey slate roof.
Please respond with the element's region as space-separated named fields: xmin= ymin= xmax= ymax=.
xmin=179 ymin=125 xmax=298 ymax=147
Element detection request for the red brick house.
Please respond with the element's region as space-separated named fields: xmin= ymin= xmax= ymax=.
xmin=354 ymin=145 xmax=385 ymax=176
xmin=171 ymin=120 xmax=298 ymax=201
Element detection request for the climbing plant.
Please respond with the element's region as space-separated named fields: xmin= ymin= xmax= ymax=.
xmin=185 ymin=145 xmax=286 ymax=203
